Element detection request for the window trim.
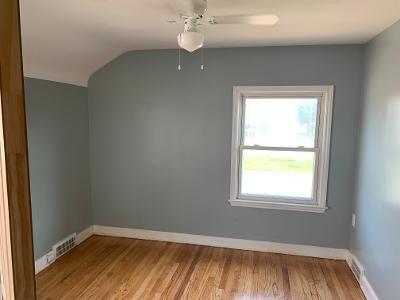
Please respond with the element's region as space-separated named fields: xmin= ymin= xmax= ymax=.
xmin=229 ymin=86 xmax=334 ymax=213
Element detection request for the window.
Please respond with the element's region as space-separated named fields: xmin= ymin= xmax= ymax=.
xmin=230 ymin=86 xmax=334 ymax=213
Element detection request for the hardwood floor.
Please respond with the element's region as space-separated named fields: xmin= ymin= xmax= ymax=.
xmin=36 ymin=235 xmax=365 ymax=299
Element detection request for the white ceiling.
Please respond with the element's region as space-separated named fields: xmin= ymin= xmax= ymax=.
xmin=20 ymin=0 xmax=400 ymax=87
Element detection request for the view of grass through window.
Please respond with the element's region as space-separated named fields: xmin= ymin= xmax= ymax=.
xmin=241 ymin=150 xmax=315 ymax=199
xmin=240 ymin=98 xmax=318 ymax=200
xmin=243 ymin=154 xmax=313 ymax=172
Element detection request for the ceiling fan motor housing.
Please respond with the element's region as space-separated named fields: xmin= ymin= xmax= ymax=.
xmin=183 ymin=16 xmax=202 ymax=32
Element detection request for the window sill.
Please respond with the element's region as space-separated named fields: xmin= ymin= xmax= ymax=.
xmin=229 ymin=199 xmax=328 ymax=213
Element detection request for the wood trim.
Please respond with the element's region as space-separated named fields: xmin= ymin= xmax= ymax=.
xmin=93 ymin=225 xmax=349 ymax=260
xmin=0 ymin=0 xmax=37 ymax=298
xmin=0 ymin=79 xmax=14 ymax=300
xmin=230 ymin=85 xmax=334 ymax=213
xmin=229 ymin=199 xmax=328 ymax=213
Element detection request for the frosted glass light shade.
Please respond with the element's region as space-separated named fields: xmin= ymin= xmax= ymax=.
xmin=177 ymin=31 xmax=204 ymax=52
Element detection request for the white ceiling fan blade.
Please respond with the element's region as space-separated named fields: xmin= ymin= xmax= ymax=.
xmin=208 ymin=14 xmax=279 ymax=25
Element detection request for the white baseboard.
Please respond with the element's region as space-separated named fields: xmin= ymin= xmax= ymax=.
xmin=93 ymin=225 xmax=348 ymax=260
xmin=35 ymin=253 xmax=50 ymax=274
xmin=360 ymin=276 xmax=379 ymax=300
xmin=76 ymin=225 xmax=94 ymax=245
xmin=345 ymin=251 xmax=379 ymax=300
xmin=35 ymin=225 xmax=94 ymax=274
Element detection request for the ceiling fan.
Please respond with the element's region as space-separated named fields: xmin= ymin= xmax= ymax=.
xmin=167 ymin=0 xmax=279 ymax=52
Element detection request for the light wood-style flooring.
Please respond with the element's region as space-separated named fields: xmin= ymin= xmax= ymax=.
xmin=36 ymin=235 xmax=365 ymax=299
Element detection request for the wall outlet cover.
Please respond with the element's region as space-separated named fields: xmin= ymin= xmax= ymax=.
xmin=46 ymin=251 xmax=55 ymax=264
xmin=352 ymin=213 xmax=356 ymax=228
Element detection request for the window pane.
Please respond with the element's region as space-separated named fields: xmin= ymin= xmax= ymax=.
xmin=240 ymin=150 xmax=315 ymax=199
xmin=243 ymin=98 xmax=318 ymax=147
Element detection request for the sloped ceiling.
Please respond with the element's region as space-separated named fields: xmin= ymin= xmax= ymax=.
xmin=20 ymin=0 xmax=400 ymax=86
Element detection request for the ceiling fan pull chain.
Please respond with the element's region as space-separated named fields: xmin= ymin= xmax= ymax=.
xmin=178 ymin=46 xmax=182 ymax=71
xmin=200 ymin=48 xmax=204 ymax=70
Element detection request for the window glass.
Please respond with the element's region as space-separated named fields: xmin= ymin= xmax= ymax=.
xmin=240 ymin=149 xmax=315 ymax=199
xmin=243 ymin=98 xmax=318 ymax=148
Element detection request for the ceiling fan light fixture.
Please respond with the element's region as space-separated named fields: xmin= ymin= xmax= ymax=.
xmin=177 ymin=31 xmax=204 ymax=52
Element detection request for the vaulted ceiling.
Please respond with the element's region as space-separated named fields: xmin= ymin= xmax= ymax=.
xmin=21 ymin=0 xmax=400 ymax=86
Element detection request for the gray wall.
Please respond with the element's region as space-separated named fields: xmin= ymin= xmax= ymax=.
xmin=25 ymin=78 xmax=92 ymax=259
xmin=88 ymin=45 xmax=363 ymax=248
xmin=350 ymin=21 xmax=400 ymax=299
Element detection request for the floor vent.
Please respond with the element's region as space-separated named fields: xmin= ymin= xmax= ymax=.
xmin=350 ymin=256 xmax=364 ymax=282
xmin=53 ymin=233 xmax=76 ymax=260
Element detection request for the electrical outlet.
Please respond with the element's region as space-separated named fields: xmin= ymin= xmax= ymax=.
xmin=46 ymin=251 xmax=55 ymax=264
xmin=352 ymin=213 xmax=356 ymax=228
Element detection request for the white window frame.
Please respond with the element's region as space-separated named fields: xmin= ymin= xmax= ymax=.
xmin=229 ymin=86 xmax=334 ymax=213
